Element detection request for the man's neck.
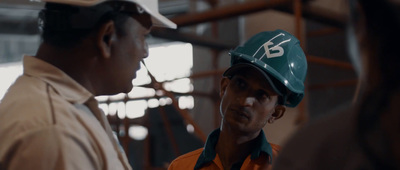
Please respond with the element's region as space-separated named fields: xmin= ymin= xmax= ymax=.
xmin=35 ymin=43 xmax=97 ymax=95
xmin=215 ymin=128 xmax=260 ymax=170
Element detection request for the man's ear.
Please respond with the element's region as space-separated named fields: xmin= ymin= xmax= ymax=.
xmin=96 ymin=20 xmax=115 ymax=59
xmin=268 ymin=105 xmax=286 ymax=124
xmin=220 ymin=77 xmax=229 ymax=98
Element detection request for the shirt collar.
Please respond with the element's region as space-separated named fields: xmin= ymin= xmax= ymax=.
xmin=250 ymin=128 xmax=273 ymax=161
xmin=23 ymin=55 xmax=93 ymax=104
xmin=194 ymin=128 xmax=273 ymax=169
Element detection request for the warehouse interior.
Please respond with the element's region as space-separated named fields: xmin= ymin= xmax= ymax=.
xmin=0 ymin=0 xmax=357 ymax=169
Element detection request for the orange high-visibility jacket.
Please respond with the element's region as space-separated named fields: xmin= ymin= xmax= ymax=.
xmin=168 ymin=129 xmax=280 ymax=170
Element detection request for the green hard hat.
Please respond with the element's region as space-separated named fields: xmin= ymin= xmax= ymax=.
xmin=223 ymin=29 xmax=308 ymax=107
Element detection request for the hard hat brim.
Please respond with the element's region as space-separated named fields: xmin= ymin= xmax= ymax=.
xmin=223 ymin=63 xmax=284 ymax=97
xmin=227 ymin=52 xmax=305 ymax=107
xmin=127 ymin=0 xmax=177 ymax=29
xmin=229 ymin=51 xmax=305 ymax=94
xmin=32 ymin=0 xmax=177 ymax=29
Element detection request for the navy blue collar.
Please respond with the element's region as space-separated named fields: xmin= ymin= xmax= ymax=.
xmin=194 ymin=128 xmax=273 ymax=169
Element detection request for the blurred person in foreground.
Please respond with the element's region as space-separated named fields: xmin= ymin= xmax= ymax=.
xmin=0 ymin=0 xmax=176 ymax=169
xmin=168 ymin=29 xmax=308 ymax=170
xmin=273 ymin=0 xmax=400 ymax=169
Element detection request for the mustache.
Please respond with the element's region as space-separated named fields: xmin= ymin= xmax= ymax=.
xmin=231 ymin=107 xmax=252 ymax=119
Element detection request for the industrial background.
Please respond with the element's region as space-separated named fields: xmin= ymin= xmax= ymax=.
xmin=0 ymin=0 xmax=356 ymax=169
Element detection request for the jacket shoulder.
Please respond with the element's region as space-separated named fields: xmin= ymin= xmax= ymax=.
xmin=168 ymin=148 xmax=204 ymax=169
xmin=270 ymin=143 xmax=281 ymax=158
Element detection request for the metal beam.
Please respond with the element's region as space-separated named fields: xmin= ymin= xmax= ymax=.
xmin=167 ymin=0 xmax=345 ymax=29
xmin=307 ymin=55 xmax=353 ymax=70
xmin=0 ymin=0 xmax=348 ymax=50
xmin=309 ymin=79 xmax=358 ymax=90
xmin=170 ymin=0 xmax=294 ymax=27
xmin=307 ymin=27 xmax=342 ymax=37
xmin=151 ymin=28 xmax=235 ymax=50
xmin=0 ymin=18 xmax=39 ymax=35
xmin=275 ymin=3 xmax=347 ymax=28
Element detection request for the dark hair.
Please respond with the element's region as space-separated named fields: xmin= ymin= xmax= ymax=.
xmin=40 ymin=2 xmax=130 ymax=48
xmin=352 ymin=0 xmax=400 ymax=168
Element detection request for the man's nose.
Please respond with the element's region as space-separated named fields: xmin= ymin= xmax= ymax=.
xmin=237 ymin=96 xmax=256 ymax=107
xmin=143 ymin=42 xmax=149 ymax=59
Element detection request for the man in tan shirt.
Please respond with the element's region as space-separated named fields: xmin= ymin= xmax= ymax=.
xmin=0 ymin=0 xmax=176 ymax=169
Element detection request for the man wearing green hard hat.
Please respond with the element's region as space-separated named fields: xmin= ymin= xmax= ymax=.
xmin=0 ymin=0 xmax=176 ymax=170
xmin=168 ymin=29 xmax=308 ymax=170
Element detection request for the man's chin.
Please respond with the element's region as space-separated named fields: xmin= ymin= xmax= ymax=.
xmin=107 ymin=84 xmax=133 ymax=95
xmin=122 ymin=84 xmax=134 ymax=94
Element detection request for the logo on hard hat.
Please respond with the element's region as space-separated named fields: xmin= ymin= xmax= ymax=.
xmin=253 ymin=33 xmax=291 ymax=59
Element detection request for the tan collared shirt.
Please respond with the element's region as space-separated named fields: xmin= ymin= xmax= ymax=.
xmin=0 ymin=56 xmax=131 ymax=170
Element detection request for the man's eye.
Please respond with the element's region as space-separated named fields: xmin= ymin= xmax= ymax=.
xmin=234 ymin=78 xmax=247 ymax=89
xmin=233 ymin=78 xmax=247 ymax=89
xmin=256 ymin=90 xmax=270 ymax=101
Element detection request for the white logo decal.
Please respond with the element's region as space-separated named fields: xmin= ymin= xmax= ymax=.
xmin=264 ymin=41 xmax=284 ymax=58
xmin=253 ymin=33 xmax=291 ymax=59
